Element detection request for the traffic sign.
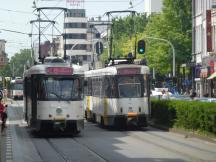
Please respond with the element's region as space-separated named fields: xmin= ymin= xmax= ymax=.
xmin=95 ymin=41 xmax=104 ymax=55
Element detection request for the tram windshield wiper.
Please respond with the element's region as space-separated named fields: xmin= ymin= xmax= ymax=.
xmin=49 ymin=92 xmax=62 ymax=100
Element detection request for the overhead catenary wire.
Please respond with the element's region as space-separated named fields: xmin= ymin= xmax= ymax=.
xmin=0 ymin=7 xmax=32 ymax=14
xmin=40 ymin=0 xmax=129 ymax=2
xmin=0 ymin=28 xmax=61 ymax=36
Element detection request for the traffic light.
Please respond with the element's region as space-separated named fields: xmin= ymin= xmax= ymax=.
xmin=137 ymin=39 xmax=145 ymax=54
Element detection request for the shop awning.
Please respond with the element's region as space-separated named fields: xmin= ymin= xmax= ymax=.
xmin=207 ymin=72 xmax=216 ymax=80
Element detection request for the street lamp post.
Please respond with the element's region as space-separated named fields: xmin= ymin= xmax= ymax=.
xmin=145 ymin=36 xmax=176 ymax=77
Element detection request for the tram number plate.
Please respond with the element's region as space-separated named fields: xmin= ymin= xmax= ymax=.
xmin=54 ymin=116 xmax=65 ymax=120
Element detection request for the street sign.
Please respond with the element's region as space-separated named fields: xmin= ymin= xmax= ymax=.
xmin=95 ymin=41 xmax=104 ymax=55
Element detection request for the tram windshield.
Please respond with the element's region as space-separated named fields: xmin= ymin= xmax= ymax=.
xmin=117 ymin=75 xmax=143 ymax=98
xmin=37 ymin=77 xmax=81 ymax=101
xmin=13 ymin=83 xmax=23 ymax=90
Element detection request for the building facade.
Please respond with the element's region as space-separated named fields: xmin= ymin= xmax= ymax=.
xmin=0 ymin=39 xmax=8 ymax=69
xmin=192 ymin=0 xmax=216 ymax=97
xmin=63 ymin=9 xmax=91 ymax=64
xmin=144 ymin=0 xmax=163 ymax=16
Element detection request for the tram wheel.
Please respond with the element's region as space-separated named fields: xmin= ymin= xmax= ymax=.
xmin=100 ymin=117 xmax=104 ymax=128
xmin=114 ymin=117 xmax=127 ymax=130
xmin=92 ymin=113 xmax=96 ymax=123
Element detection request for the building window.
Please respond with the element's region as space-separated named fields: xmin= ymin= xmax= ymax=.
xmin=65 ymin=44 xmax=87 ymax=50
xmin=64 ymin=23 xmax=87 ymax=28
xmin=195 ymin=0 xmax=202 ymax=15
xmin=212 ymin=25 xmax=216 ymax=51
xmin=66 ymin=10 xmax=86 ymax=17
xmin=64 ymin=34 xmax=87 ymax=39
xmin=86 ymin=44 xmax=92 ymax=52
xmin=195 ymin=25 xmax=202 ymax=53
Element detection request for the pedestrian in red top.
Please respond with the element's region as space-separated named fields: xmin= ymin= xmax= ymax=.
xmin=0 ymin=98 xmax=7 ymax=133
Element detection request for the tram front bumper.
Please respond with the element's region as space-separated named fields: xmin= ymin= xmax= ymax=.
xmin=38 ymin=119 xmax=84 ymax=131
xmin=114 ymin=114 xmax=148 ymax=127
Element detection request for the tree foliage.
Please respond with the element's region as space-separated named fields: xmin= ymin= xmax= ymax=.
xmin=100 ymin=0 xmax=192 ymax=77
xmin=144 ymin=0 xmax=192 ymax=75
xmin=0 ymin=49 xmax=32 ymax=78
xmin=99 ymin=13 xmax=149 ymax=61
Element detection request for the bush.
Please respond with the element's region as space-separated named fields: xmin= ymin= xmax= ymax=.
xmin=151 ymin=100 xmax=216 ymax=135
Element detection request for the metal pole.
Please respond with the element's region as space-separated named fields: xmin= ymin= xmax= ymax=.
xmin=38 ymin=13 xmax=41 ymax=62
xmin=145 ymin=36 xmax=176 ymax=77
xmin=63 ymin=11 xmax=66 ymax=60
xmin=12 ymin=63 xmax=14 ymax=78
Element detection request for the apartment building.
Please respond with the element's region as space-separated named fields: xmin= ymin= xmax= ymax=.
xmin=192 ymin=0 xmax=216 ymax=97
xmin=63 ymin=9 xmax=91 ymax=64
xmin=144 ymin=0 xmax=163 ymax=16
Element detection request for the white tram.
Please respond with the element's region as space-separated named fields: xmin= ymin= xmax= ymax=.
xmin=24 ymin=62 xmax=84 ymax=133
xmin=84 ymin=64 xmax=150 ymax=128
xmin=10 ymin=77 xmax=24 ymax=100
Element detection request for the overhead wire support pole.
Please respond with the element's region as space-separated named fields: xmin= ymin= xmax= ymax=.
xmin=30 ymin=19 xmax=56 ymax=63
xmin=33 ymin=7 xmax=67 ymax=62
xmin=105 ymin=10 xmax=137 ymax=63
xmin=144 ymin=36 xmax=176 ymax=77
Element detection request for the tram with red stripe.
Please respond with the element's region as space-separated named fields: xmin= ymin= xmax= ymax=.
xmin=84 ymin=63 xmax=150 ymax=129
xmin=24 ymin=62 xmax=84 ymax=133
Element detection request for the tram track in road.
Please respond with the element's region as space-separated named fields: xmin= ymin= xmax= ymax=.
xmin=46 ymin=139 xmax=72 ymax=162
xmin=31 ymin=135 xmax=108 ymax=162
xmin=72 ymin=137 xmax=108 ymax=162
xmin=32 ymin=137 xmax=72 ymax=162
xmin=119 ymin=127 xmax=216 ymax=162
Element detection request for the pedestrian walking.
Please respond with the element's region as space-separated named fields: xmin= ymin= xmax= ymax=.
xmin=0 ymin=98 xmax=8 ymax=133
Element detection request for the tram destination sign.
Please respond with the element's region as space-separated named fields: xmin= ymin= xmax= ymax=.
xmin=46 ymin=67 xmax=73 ymax=75
xmin=117 ymin=68 xmax=140 ymax=75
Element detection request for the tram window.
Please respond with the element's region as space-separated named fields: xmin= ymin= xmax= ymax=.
xmin=144 ymin=75 xmax=148 ymax=97
xmin=87 ymin=78 xmax=92 ymax=96
xmin=72 ymin=79 xmax=79 ymax=98
xmin=92 ymin=77 xmax=102 ymax=97
xmin=36 ymin=77 xmax=81 ymax=101
xmin=102 ymin=76 xmax=117 ymax=98
xmin=117 ymin=76 xmax=143 ymax=98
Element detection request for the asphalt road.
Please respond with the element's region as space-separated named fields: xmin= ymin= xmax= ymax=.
xmin=0 ymin=100 xmax=216 ymax=162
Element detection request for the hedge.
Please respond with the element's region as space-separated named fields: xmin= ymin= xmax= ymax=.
xmin=151 ymin=100 xmax=216 ymax=135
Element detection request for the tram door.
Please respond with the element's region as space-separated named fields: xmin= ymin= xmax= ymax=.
xmin=31 ymin=75 xmax=38 ymax=127
xmin=24 ymin=78 xmax=30 ymax=122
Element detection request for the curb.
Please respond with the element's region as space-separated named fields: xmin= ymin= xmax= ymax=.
xmin=148 ymin=122 xmax=216 ymax=144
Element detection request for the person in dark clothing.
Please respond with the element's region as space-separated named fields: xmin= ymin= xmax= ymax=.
xmin=0 ymin=99 xmax=7 ymax=133
xmin=190 ymin=91 xmax=197 ymax=100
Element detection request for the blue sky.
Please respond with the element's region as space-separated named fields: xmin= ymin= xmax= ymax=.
xmin=0 ymin=0 xmax=145 ymax=58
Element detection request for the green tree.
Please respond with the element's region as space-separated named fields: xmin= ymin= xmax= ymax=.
xmin=144 ymin=0 xmax=192 ymax=75
xmin=99 ymin=13 xmax=149 ymax=62
xmin=0 ymin=49 xmax=32 ymax=78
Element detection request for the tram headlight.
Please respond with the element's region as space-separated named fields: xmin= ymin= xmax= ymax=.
xmin=139 ymin=107 xmax=141 ymax=112
xmin=56 ymin=108 xmax=63 ymax=115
